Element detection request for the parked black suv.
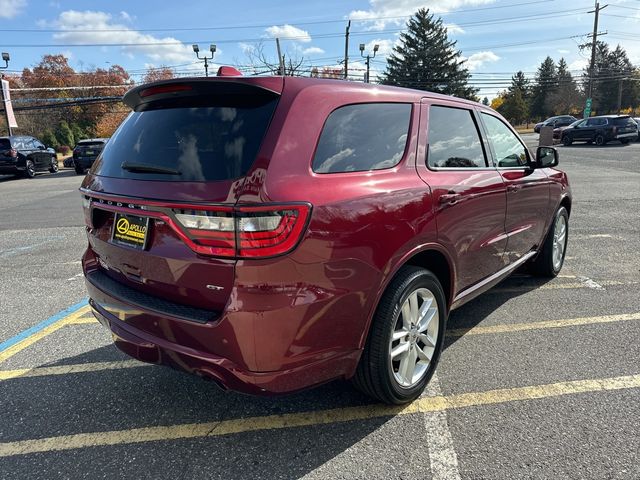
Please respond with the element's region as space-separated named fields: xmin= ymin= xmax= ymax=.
xmin=559 ymin=115 xmax=639 ymax=146
xmin=72 ymin=138 xmax=109 ymax=174
xmin=0 ymin=135 xmax=58 ymax=178
xmin=534 ymin=115 xmax=577 ymax=133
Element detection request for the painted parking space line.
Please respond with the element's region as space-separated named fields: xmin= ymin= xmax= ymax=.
xmin=0 ymin=301 xmax=90 ymax=363
xmin=447 ymin=312 xmax=640 ymax=338
xmin=1 ymin=373 xmax=638 ymax=458
xmin=0 ymin=360 xmax=148 ymax=381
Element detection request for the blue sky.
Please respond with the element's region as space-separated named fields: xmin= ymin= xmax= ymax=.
xmin=1 ymin=0 xmax=639 ymax=98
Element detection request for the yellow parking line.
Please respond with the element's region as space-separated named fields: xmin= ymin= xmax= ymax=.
xmin=0 ymin=373 xmax=638 ymax=458
xmin=0 ymin=306 xmax=91 ymax=363
xmin=447 ymin=312 xmax=640 ymax=337
xmin=0 ymin=360 xmax=147 ymax=381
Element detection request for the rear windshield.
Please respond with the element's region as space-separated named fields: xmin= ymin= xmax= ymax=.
xmin=78 ymin=141 xmax=105 ymax=148
xmin=0 ymin=139 xmax=10 ymax=149
xmin=611 ymin=117 xmax=636 ymax=127
xmin=92 ymin=97 xmax=278 ymax=181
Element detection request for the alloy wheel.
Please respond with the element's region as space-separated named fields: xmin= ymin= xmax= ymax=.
xmin=552 ymin=214 xmax=567 ymax=271
xmin=389 ymin=288 xmax=439 ymax=388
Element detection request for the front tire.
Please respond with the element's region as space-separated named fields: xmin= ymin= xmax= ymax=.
xmin=562 ymin=135 xmax=572 ymax=146
xmin=595 ymin=134 xmax=606 ymax=146
xmin=24 ymin=159 xmax=36 ymax=178
xmin=49 ymin=157 xmax=59 ymax=173
xmin=353 ymin=266 xmax=447 ymax=404
xmin=533 ymin=206 xmax=569 ymax=277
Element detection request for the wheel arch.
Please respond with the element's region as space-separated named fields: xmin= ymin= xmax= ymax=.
xmin=357 ymin=244 xmax=455 ymax=350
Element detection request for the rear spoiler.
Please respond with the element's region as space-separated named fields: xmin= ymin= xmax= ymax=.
xmin=123 ymin=77 xmax=284 ymax=111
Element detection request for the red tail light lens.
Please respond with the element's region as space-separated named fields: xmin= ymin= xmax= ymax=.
xmin=140 ymin=84 xmax=192 ymax=98
xmin=173 ymin=204 xmax=311 ymax=258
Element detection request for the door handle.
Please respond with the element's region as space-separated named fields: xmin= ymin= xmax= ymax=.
xmin=439 ymin=192 xmax=461 ymax=205
xmin=506 ymin=184 xmax=522 ymax=193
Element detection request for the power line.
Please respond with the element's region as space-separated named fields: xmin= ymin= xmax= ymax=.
xmin=1 ymin=0 xmax=558 ymax=33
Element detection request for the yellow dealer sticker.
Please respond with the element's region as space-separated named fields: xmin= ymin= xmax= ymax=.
xmin=112 ymin=213 xmax=149 ymax=249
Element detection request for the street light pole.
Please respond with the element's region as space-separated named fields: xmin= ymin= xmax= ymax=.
xmin=359 ymin=43 xmax=379 ymax=83
xmin=1 ymin=52 xmax=12 ymax=135
xmin=0 ymin=52 xmax=9 ymax=70
xmin=192 ymin=44 xmax=217 ymax=77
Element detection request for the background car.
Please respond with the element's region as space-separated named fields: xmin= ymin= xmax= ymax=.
xmin=635 ymin=118 xmax=640 ymax=141
xmin=559 ymin=115 xmax=638 ymax=146
xmin=0 ymin=135 xmax=58 ymax=178
xmin=72 ymin=138 xmax=109 ymax=174
xmin=534 ymin=115 xmax=577 ymax=133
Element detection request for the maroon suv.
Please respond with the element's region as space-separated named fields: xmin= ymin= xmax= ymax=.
xmin=81 ymin=76 xmax=571 ymax=404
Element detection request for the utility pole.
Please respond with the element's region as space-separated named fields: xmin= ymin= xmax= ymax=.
xmin=276 ymin=38 xmax=285 ymax=75
xmin=616 ymin=77 xmax=625 ymax=113
xmin=586 ymin=1 xmax=607 ymax=117
xmin=344 ymin=20 xmax=351 ymax=80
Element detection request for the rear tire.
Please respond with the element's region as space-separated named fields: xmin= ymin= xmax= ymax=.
xmin=75 ymin=166 xmax=85 ymax=175
xmin=352 ymin=266 xmax=447 ymax=404
xmin=620 ymin=138 xmax=629 ymax=145
xmin=595 ymin=134 xmax=606 ymax=146
xmin=562 ymin=135 xmax=572 ymax=146
xmin=532 ymin=206 xmax=569 ymax=277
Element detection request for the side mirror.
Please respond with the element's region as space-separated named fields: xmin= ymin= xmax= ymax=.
xmin=535 ymin=146 xmax=558 ymax=168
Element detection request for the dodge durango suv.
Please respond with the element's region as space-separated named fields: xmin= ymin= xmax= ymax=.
xmin=81 ymin=76 xmax=571 ymax=404
xmin=558 ymin=115 xmax=638 ymax=146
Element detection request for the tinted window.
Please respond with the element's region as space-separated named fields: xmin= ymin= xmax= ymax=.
xmin=427 ymin=106 xmax=486 ymax=168
xmin=612 ymin=117 xmax=636 ymax=127
xmin=481 ymin=113 xmax=528 ymax=167
xmin=312 ymin=103 xmax=411 ymax=173
xmin=587 ymin=118 xmax=607 ymax=127
xmin=33 ymin=140 xmax=44 ymax=149
xmin=92 ymin=98 xmax=278 ymax=182
xmin=12 ymin=139 xmax=24 ymax=149
xmin=0 ymin=139 xmax=10 ymax=149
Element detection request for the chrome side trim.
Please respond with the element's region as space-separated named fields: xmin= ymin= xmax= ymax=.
xmin=451 ymin=251 xmax=537 ymax=310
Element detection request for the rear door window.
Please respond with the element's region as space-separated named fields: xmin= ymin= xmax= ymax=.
xmin=312 ymin=103 xmax=411 ymax=173
xmin=427 ymin=105 xmax=486 ymax=168
xmin=612 ymin=117 xmax=636 ymax=127
xmin=92 ymin=97 xmax=278 ymax=182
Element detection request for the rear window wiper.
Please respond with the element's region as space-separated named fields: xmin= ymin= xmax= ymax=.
xmin=121 ymin=161 xmax=181 ymax=175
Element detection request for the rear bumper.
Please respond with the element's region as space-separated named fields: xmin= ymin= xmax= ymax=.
xmin=85 ymin=267 xmax=362 ymax=395
xmin=74 ymin=158 xmax=97 ymax=168
xmin=615 ymin=132 xmax=638 ymax=140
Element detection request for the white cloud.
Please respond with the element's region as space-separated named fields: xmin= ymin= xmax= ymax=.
xmin=444 ymin=23 xmax=465 ymax=35
xmin=264 ymin=24 xmax=311 ymax=43
xmin=238 ymin=42 xmax=255 ymax=54
xmin=120 ymin=11 xmax=134 ymax=23
xmin=303 ymin=47 xmax=325 ymax=55
xmin=52 ymin=10 xmax=196 ymax=64
xmin=464 ymin=51 xmax=500 ymax=70
xmin=364 ymin=38 xmax=396 ymax=56
xmin=568 ymin=58 xmax=588 ymax=71
xmin=349 ymin=0 xmax=495 ymax=29
xmin=0 ymin=0 xmax=26 ymax=18
xmin=557 ymin=49 xmax=570 ymax=54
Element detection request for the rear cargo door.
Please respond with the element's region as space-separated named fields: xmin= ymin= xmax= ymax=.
xmin=83 ymin=79 xmax=282 ymax=312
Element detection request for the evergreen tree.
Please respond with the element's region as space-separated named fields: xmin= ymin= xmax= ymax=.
xmin=546 ymin=58 xmax=581 ymax=115
xmin=530 ymin=57 xmax=557 ymax=119
xmin=497 ymin=72 xmax=529 ymax=125
xmin=380 ymin=8 xmax=477 ymax=99
xmin=585 ymin=42 xmax=639 ymax=113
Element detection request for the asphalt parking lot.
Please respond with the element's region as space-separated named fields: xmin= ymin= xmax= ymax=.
xmin=1 ymin=139 xmax=639 ymax=480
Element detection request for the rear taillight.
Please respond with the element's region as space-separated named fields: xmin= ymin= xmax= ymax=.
xmin=82 ymin=196 xmax=93 ymax=228
xmin=173 ymin=204 xmax=311 ymax=258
